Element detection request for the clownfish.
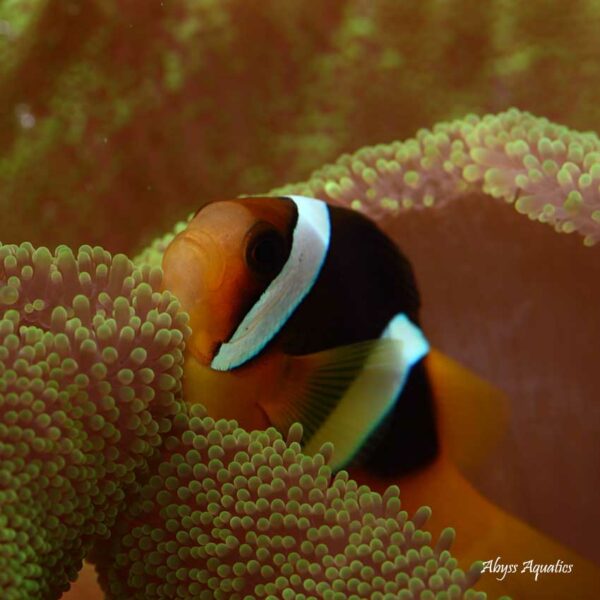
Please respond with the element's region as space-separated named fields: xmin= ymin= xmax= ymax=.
xmin=162 ymin=195 xmax=451 ymax=475
xmin=160 ymin=195 xmax=600 ymax=598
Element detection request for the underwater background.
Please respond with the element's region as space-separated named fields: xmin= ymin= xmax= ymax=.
xmin=1 ymin=0 xmax=599 ymax=595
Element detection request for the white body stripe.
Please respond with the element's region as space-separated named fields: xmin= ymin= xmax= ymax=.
xmin=211 ymin=195 xmax=331 ymax=371
xmin=302 ymin=313 xmax=430 ymax=471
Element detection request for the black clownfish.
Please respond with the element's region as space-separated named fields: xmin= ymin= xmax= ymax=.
xmin=162 ymin=195 xmax=497 ymax=476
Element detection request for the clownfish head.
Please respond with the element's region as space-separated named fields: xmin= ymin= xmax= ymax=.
xmin=162 ymin=195 xmax=330 ymax=370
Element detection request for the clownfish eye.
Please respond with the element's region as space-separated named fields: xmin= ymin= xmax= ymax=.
xmin=245 ymin=226 xmax=288 ymax=277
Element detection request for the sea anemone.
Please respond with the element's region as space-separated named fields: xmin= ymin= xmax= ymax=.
xmin=2 ymin=1 xmax=600 ymax=253
xmin=0 ymin=244 xmax=187 ymax=598
xmin=96 ymin=413 xmax=484 ymax=600
xmin=0 ymin=242 xmax=488 ymax=598
xmin=3 ymin=109 xmax=598 ymax=598
xmin=2 ymin=2 xmax=599 ymax=596
xmin=137 ymin=108 xmax=600 ymax=271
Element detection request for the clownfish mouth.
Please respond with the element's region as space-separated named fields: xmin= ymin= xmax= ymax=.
xmin=255 ymin=403 xmax=272 ymax=428
xmin=187 ymin=336 xmax=223 ymax=367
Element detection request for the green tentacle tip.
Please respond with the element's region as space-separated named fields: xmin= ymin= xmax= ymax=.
xmin=0 ymin=285 xmax=19 ymax=305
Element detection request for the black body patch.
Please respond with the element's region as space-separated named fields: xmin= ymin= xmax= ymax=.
xmin=278 ymin=205 xmax=439 ymax=477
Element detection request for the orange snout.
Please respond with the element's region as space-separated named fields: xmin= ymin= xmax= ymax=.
xmin=162 ymin=224 xmax=227 ymax=364
xmin=161 ymin=201 xmax=269 ymax=365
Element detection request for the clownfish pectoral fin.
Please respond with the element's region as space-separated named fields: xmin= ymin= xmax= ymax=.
xmin=261 ymin=316 xmax=429 ymax=471
xmin=425 ymin=348 xmax=510 ymax=476
xmin=259 ymin=340 xmax=385 ymax=445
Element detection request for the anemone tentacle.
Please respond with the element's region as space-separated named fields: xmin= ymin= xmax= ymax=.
xmin=96 ymin=415 xmax=485 ymax=600
xmin=0 ymin=242 xmax=488 ymax=598
xmin=0 ymin=243 xmax=188 ymax=599
xmin=135 ymin=109 xmax=600 ymax=270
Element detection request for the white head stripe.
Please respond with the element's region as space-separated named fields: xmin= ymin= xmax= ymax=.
xmin=302 ymin=313 xmax=430 ymax=470
xmin=211 ymin=195 xmax=331 ymax=371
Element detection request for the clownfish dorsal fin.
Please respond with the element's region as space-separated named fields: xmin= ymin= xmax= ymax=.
xmin=425 ymin=348 xmax=510 ymax=476
xmin=259 ymin=314 xmax=429 ymax=472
